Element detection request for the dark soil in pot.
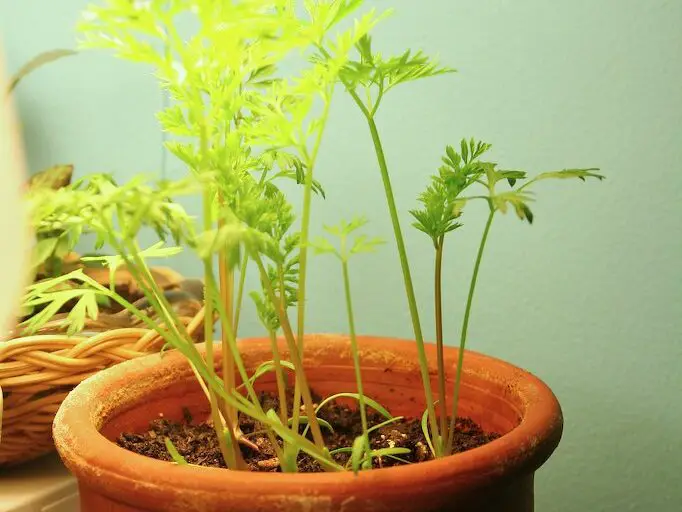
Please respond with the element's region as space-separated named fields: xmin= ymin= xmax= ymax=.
xmin=117 ymin=390 xmax=500 ymax=472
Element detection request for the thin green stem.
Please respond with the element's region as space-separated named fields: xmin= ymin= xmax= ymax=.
xmin=116 ymin=220 xmax=240 ymax=470
xmin=251 ymin=251 xmax=327 ymax=452
xmin=370 ymin=85 xmax=384 ymax=117
xmin=292 ymin=87 xmax=335 ymax=435
xmin=198 ymin=106 xmax=215 ymax=364
xmin=208 ymin=386 xmax=242 ymax=470
xmin=269 ymin=329 xmax=289 ymax=425
xmin=202 ymin=191 xmax=216 ymax=368
xmin=434 ymin=236 xmax=447 ymax=451
xmin=99 ymin=222 xmax=187 ymax=345
xmin=198 ymin=106 xmax=238 ymax=468
xmin=446 ymin=208 xmax=495 ymax=455
xmin=80 ymin=260 xmax=175 ymax=343
xmin=233 ymin=251 xmax=249 ymax=335
xmin=274 ymin=264 xmax=290 ymax=423
xmin=347 ymin=89 xmax=441 ymax=452
xmin=218 ymin=252 xmax=238 ymax=445
xmin=297 ymin=92 xmax=334 ymax=351
xmin=341 ymin=257 xmax=370 ymax=457
xmin=118 ymin=259 xmax=232 ymax=474
xmin=127 ymin=244 xmax=188 ymax=341
xmin=201 ymin=257 xmax=239 ymax=468
xmin=184 ymin=332 xmax=342 ymax=471
xmin=205 ymin=271 xmax=287 ymax=465
xmin=216 ymin=193 xmax=238 ymax=427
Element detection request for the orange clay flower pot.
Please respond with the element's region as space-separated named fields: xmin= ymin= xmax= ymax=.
xmin=53 ymin=334 xmax=563 ymax=512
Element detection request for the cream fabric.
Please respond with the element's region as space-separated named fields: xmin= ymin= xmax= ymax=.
xmin=0 ymin=48 xmax=31 ymax=338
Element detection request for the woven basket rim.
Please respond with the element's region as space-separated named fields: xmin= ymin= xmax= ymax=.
xmin=0 ymin=304 xmax=206 ymax=467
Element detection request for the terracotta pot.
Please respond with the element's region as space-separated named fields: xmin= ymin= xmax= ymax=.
xmin=53 ymin=334 xmax=563 ymax=512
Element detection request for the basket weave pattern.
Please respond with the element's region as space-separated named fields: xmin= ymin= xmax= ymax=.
xmin=0 ymin=313 xmax=203 ymax=466
xmin=0 ymin=265 xmax=204 ymax=466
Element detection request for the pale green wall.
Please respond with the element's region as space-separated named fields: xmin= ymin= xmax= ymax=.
xmin=2 ymin=1 xmax=681 ymax=510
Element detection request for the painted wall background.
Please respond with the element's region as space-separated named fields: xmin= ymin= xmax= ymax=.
xmin=2 ymin=1 xmax=680 ymax=510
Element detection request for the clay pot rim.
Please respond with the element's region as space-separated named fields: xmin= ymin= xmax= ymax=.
xmin=54 ymin=334 xmax=562 ymax=493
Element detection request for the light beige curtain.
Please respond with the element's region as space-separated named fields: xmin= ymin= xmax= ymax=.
xmin=0 ymin=47 xmax=31 ymax=339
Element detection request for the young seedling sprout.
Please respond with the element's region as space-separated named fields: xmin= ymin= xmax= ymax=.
xmin=412 ymin=139 xmax=603 ymax=455
xmin=310 ymin=216 xmax=385 ymax=472
xmin=409 ymin=139 xmax=492 ymax=453
xmin=337 ymin=34 xmax=456 ymax=453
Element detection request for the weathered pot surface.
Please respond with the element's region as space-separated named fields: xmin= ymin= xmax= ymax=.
xmin=53 ymin=334 xmax=563 ymax=512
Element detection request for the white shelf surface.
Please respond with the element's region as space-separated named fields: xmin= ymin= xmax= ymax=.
xmin=0 ymin=453 xmax=78 ymax=512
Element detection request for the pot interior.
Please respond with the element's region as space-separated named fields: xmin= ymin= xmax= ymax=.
xmin=101 ymin=340 xmax=524 ymax=442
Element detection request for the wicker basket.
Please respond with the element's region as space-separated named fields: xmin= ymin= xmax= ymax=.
xmin=0 ymin=265 xmax=205 ymax=467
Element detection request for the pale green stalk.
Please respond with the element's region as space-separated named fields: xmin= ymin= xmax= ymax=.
xmin=434 ymin=235 xmax=448 ymax=451
xmin=210 ymin=266 xmax=344 ymax=472
xmin=446 ymin=209 xmax=495 ymax=455
xmin=200 ymin=188 xmax=242 ymax=468
xmin=96 ymin=216 xmax=186 ymax=344
xmin=233 ymin=252 xmax=249 ymax=335
xmin=181 ymin=331 xmax=341 ymax=471
xmin=346 ymin=89 xmax=442 ymax=453
xmin=269 ymin=329 xmax=289 ymax=425
xmin=341 ymin=253 xmax=371 ymax=461
xmin=273 ymin=265 xmax=290 ymax=424
xmin=128 ymin=244 xmax=189 ymax=339
xmin=292 ymin=89 xmax=335 ymax=435
xmin=194 ymin=355 xmax=341 ymax=470
xmin=194 ymin=93 xmax=242 ymax=466
xmin=107 ymin=222 xmax=242 ymax=470
xmin=201 ymin=193 xmax=215 ymax=367
xmin=218 ymin=255 xmax=239 ymax=453
xmin=251 ymin=251 xmax=327 ymax=451
xmin=205 ymin=272 xmax=287 ymax=466
xmin=79 ymin=251 xmax=177 ymax=343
